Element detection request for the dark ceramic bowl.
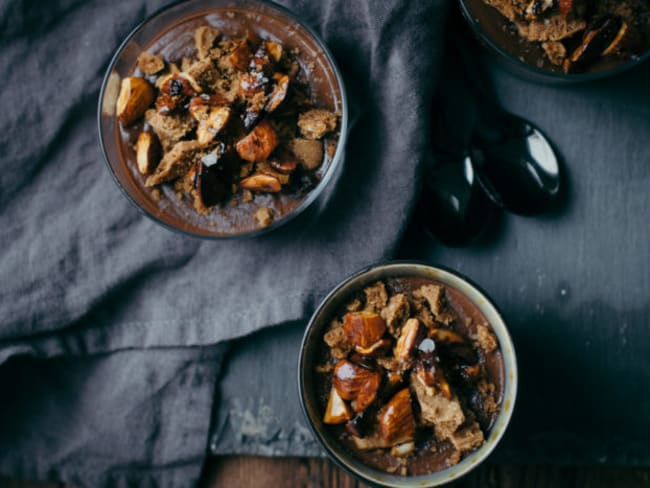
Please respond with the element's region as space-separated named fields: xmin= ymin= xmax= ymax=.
xmin=98 ymin=0 xmax=348 ymax=239
xmin=459 ymin=0 xmax=650 ymax=84
xmin=298 ymin=262 xmax=518 ymax=487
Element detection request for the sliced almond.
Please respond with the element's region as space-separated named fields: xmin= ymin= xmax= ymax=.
xmin=343 ymin=312 xmax=387 ymax=349
xmin=135 ymin=131 xmax=162 ymax=174
xmin=265 ymin=40 xmax=283 ymax=62
xmin=196 ymin=107 xmax=231 ymax=145
xmin=378 ymin=388 xmax=416 ymax=445
xmin=259 ymin=167 xmax=290 ymax=185
xmin=236 ymin=120 xmax=279 ymax=163
xmin=391 ymin=441 xmax=415 ymax=458
xmin=333 ymin=360 xmax=380 ymax=413
xmin=354 ymin=338 xmax=391 ymax=356
xmin=266 ymin=73 xmax=290 ymax=113
xmin=323 ymin=387 xmax=351 ymax=424
xmin=430 ymin=328 xmax=466 ymax=344
xmin=394 ymin=318 xmax=425 ymax=363
xmin=229 ymin=34 xmax=257 ymax=71
xmin=240 ymin=173 xmax=281 ymax=193
xmin=116 ymin=77 xmax=154 ymax=126
xmin=269 ymin=150 xmax=298 ymax=174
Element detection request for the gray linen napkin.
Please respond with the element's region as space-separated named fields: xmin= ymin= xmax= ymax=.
xmin=0 ymin=0 xmax=447 ymax=485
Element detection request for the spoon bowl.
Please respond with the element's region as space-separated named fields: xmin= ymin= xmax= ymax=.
xmin=421 ymin=155 xmax=498 ymax=246
xmin=469 ymin=112 xmax=561 ymax=216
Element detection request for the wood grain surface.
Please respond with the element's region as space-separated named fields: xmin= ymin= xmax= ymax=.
xmin=3 ymin=457 xmax=650 ymax=487
xmin=201 ymin=457 xmax=650 ymax=488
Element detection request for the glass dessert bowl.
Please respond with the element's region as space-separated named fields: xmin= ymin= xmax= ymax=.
xmin=98 ymin=0 xmax=348 ymax=238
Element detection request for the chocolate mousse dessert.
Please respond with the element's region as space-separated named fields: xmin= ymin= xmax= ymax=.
xmin=315 ymin=278 xmax=504 ymax=476
xmin=114 ymin=11 xmax=340 ymax=233
xmin=481 ymin=0 xmax=650 ymax=72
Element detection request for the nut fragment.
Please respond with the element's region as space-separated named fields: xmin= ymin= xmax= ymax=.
xmin=333 ymin=360 xmax=381 ymax=413
xmin=563 ymin=16 xmax=624 ymax=73
xmin=229 ymin=33 xmax=259 ymax=71
xmin=188 ymin=94 xmax=230 ymax=120
xmin=343 ymin=312 xmax=387 ymax=349
xmin=394 ymin=318 xmax=425 ymax=363
xmin=378 ymin=388 xmax=416 ymax=445
xmin=135 ymin=131 xmax=162 ymax=174
xmin=236 ymin=120 xmax=279 ymax=163
xmin=323 ymin=387 xmax=352 ymax=424
xmin=266 ymin=73 xmax=290 ymax=113
xmin=429 ymin=328 xmax=466 ymax=344
xmin=116 ymin=77 xmax=155 ymax=126
xmin=264 ymin=40 xmax=283 ymax=62
xmin=391 ymin=441 xmax=415 ymax=458
xmin=269 ymin=150 xmax=298 ymax=174
xmin=196 ymin=107 xmax=231 ymax=145
xmin=240 ymin=173 xmax=281 ymax=193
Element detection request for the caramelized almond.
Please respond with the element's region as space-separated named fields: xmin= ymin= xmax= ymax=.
xmin=333 ymin=360 xmax=380 ymax=413
xmin=430 ymin=328 xmax=466 ymax=344
xmin=343 ymin=312 xmax=387 ymax=349
xmin=239 ymin=173 xmax=281 ymax=193
xmin=196 ymin=107 xmax=231 ymax=145
xmin=394 ymin=318 xmax=425 ymax=362
xmin=323 ymin=387 xmax=352 ymax=424
xmin=116 ymin=77 xmax=154 ymax=126
xmin=135 ymin=131 xmax=162 ymax=174
xmin=264 ymin=40 xmax=283 ymax=62
xmin=378 ymin=388 xmax=416 ymax=445
xmin=235 ymin=120 xmax=279 ymax=163
xmin=269 ymin=150 xmax=298 ymax=174
xmin=354 ymin=338 xmax=391 ymax=356
xmin=266 ymin=73 xmax=290 ymax=113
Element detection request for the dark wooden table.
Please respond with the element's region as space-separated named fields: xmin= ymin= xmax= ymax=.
xmin=6 ymin=457 xmax=649 ymax=487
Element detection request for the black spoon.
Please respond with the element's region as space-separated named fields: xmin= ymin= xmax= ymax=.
xmin=420 ymin=105 xmax=499 ymax=247
xmin=452 ymin=29 xmax=562 ymax=216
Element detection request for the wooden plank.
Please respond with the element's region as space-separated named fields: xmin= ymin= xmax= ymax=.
xmin=201 ymin=457 xmax=650 ymax=488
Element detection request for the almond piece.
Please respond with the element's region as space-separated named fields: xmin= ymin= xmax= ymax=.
xmin=323 ymin=387 xmax=352 ymax=424
xmin=430 ymin=328 xmax=466 ymax=344
xmin=333 ymin=360 xmax=381 ymax=413
xmin=236 ymin=120 xmax=279 ymax=163
xmin=116 ymin=77 xmax=154 ymax=126
xmin=354 ymin=338 xmax=391 ymax=356
xmin=343 ymin=312 xmax=387 ymax=349
xmin=394 ymin=318 xmax=425 ymax=362
xmin=188 ymin=94 xmax=230 ymax=121
xmin=269 ymin=150 xmax=298 ymax=174
xmin=378 ymin=388 xmax=416 ymax=445
xmin=265 ymin=40 xmax=283 ymax=62
xmin=196 ymin=107 xmax=231 ymax=145
xmin=354 ymin=371 xmax=380 ymax=413
xmin=230 ymin=35 xmax=257 ymax=71
xmin=135 ymin=131 xmax=162 ymax=175
xmin=266 ymin=73 xmax=290 ymax=113
xmin=240 ymin=173 xmax=281 ymax=193
xmin=259 ymin=167 xmax=290 ymax=185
